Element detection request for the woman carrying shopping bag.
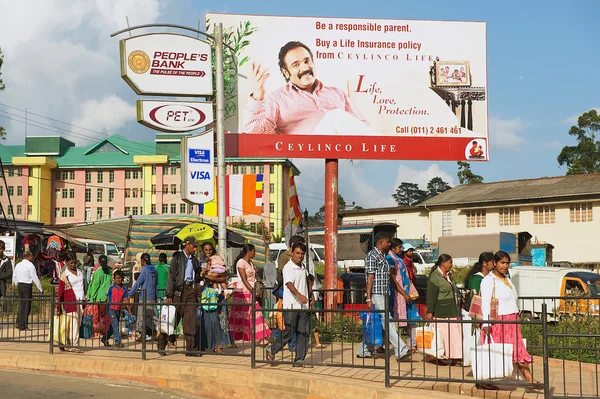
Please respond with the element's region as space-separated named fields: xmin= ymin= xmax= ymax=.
xmin=480 ymin=251 xmax=535 ymax=389
xmin=56 ymin=251 xmax=86 ymax=353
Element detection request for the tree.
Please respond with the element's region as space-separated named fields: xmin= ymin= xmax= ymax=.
xmin=306 ymin=194 xmax=346 ymax=227
xmin=557 ymin=109 xmax=600 ymax=175
xmin=457 ymin=161 xmax=483 ymax=184
xmin=392 ymin=182 xmax=427 ymax=206
xmin=229 ymin=218 xmax=249 ymax=231
xmin=0 ymin=48 xmax=5 ymax=139
xmin=426 ymin=177 xmax=451 ymax=198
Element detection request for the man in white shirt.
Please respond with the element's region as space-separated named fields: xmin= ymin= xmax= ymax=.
xmin=13 ymin=251 xmax=43 ymax=331
xmin=267 ymin=242 xmax=313 ymax=368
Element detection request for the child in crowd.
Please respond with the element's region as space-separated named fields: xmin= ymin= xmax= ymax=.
xmin=106 ymin=270 xmax=130 ymax=348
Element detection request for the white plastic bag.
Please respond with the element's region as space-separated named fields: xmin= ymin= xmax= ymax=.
xmin=471 ymin=335 xmax=513 ymax=380
xmin=158 ymin=305 xmax=177 ymax=335
xmin=416 ymin=324 xmax=446 ymax=359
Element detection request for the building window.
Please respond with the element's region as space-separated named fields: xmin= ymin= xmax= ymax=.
xmin=151 ymin=204 xmax=156 ymax=214
xmin=269 ymin=183 xmax=274 ymax=194
xmin=8 ymin=167 xmax=13 ymax=177
xmin=241 ymin=165 xmax=247 ymax=174
xmin=441 ymin=211 xmax=452 ymax=236
xmin=250 ymin=166 xmax=256 ymax=174
xmin=69 ymin=189 xmax=75 ymax=198
xmin=132 ymin=188 xmax=138 ymax=198
xmin=269 ymin=222 xmax=274 ymax=232
xmin=270 ymin=165 xmax=275 ymax=175
xmin=170 ymin=166 xmax=177 ymax=175
xmin=466 ymin=209 xmax=486 ymax=228
xmin=85 ymin=171 xmax=91 ymax=183
xmin=97 ymin=171 xmax=103 ymax=183
xmin=188 ymin=204 xmax=194 ymax=214
xmin=61 ymin=188 xmax=67 ymax=199
xmin=69 ymin=208 xmax=74 ymax=218
xmin=570 ymin=203 xmax=593 ymax=223
xmin=109 ymin=171 xmax=114 ymax=183
xmin=17 ymin=186 xmax=22 ymax=196
xmin=132 ymin=207 xmax=138 ymax=216
xmin=62 ymin=171 xmax=68 ymax=180
xmin=269 ymin=202 xmax=275 ymax=213
xmin=233 ymin=165 xmax=239 ymax=174
xmin=69 ymin=171 xmax=75 ymax=180
xmin=85 ymin=207 xmax=91 ymax=220
xmin=139 ymin=207 xmax=144 ymax=215
xmin=152 ymin=165 xmax=156 ymax=175
xmin=250 ymin=222 xmax=257 ymax=232
xmin=7 ymin=205 xmax=12 ymax=215
xmin=534 ymin=205 xmax=555 ymax=225
xmin=109 ymin=188 xmax=114 ymax=202
xmin=28 ymin=205 xmax=32 ymax=216
xmin=7 ymin=186 xmax=13 ymax=196
xmin=499 ymin=207 xmax=520 ymax=226
xmin=28 ymin=186 xmax=33 ymax=196
xmin=133 ymin=170 xmax=139 ymax=179
xmin=180 ymin=204 xmax=186 ymax=214
xmin=171 ymin=204 xmax=176 ymax=214
xmin=162 ymin=184 xmax=168 ymax=195
xmin=261 ymin=203 xmax=264 ymax=214
xmin=125 ymin=207 xmax=131 ymax=216
xmin=125 ymin=170 xmax=131 ymax=179
xmin=162 ymin=204 xmax=168 ymax=214
xmin=97 ymin=189 xmax=103 ymax=202
xmin=55 ymin=171 xmax=60 ymax=180
xmin=55 ymin=208 xmax=60 ymax=218
xmin=170 ymin=184 xmax=177 ymax=194
xmin=152 ymin=185 xmax=156 ymax=195
xmin=163 ymin=166 xmax=168 ymax=176
xmin=16 ymin=167 xmax=21 ymax=176
xmin=259 ymin=165 xmax=264 ymax=174
xmin=125 ymin=189 xmax=131 ymax=198
xmin=96 ymin=207 xmax=102 ymax=219
xmin=108 ymin=207 xmax=114 ymax=219
xmin=0 ymin=186 xmax=3 ymax=196
xmin=55 ymin=188 xmax=60 ymax=198
xmin=140 ymin=188 xmax=143 ymax=198
xmin=16 ymin=205 xmax=22 ymax=215
xmin=85 ymin=189 xmax=91 ymax=202
xmin=62 ymin=207 xmax=68 ymax=218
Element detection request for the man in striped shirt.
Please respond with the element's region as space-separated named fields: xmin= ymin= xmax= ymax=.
xmin=356 ymin=232 xmax=408 ymax=361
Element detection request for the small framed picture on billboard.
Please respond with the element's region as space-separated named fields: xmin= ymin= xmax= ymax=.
xmin=436 ymin=61 xmax=471 ymax=86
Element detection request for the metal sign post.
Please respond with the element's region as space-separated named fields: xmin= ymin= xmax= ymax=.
xmin=215 ymin=23 xmax=227 ymax=264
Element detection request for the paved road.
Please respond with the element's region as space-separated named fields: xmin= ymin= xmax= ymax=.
xmin=0 ymin=369 xmax=201 ymax=399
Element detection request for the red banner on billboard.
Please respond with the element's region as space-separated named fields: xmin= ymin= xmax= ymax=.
xmin=225 ymin=134 xmax=488 ymax=161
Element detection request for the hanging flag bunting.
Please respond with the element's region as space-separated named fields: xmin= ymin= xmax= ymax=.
xmin=198 ymin=174 xmax=263 ymax=217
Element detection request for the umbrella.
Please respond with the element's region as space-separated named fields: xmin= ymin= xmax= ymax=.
xmin=149 ymin=222 xmax=247 ymax=251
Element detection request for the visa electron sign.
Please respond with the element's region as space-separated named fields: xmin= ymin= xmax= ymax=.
xmin=136 ymin=100 xmax=214 ymax=133
xmin=181 ymin=131 xmax=215 ymax=204
xmin=120 ymin=33 xmax=213 ymax=96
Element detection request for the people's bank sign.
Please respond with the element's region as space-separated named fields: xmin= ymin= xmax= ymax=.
xmin=120 ymin=33 xmax=213 ymax=96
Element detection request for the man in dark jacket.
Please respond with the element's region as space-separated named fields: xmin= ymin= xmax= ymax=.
xmin=0 ymin=240 xmax=13 ymax=299
xmin=158 ymin=236 xmax=202 ymax=356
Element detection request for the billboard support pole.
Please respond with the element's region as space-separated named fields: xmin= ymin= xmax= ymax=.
xmin=215 ymin=23 xmax=227 ymax=265
xmin=324 ymin=159 xmax=338 ymax=313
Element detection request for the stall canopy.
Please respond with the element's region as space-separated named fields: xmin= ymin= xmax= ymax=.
xmin=149 ymin=222 xmax=246 ymax=250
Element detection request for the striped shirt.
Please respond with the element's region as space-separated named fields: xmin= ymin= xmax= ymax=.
xmin=365 ymin=248 xmax=390 ymax=295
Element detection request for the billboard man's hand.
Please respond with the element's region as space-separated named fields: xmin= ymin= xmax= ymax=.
xmin=252 ymin=62 xmax=270 ymax=101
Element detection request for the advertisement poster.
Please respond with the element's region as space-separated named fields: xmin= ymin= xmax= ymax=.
xmin=181 ymin=131 xmax=215 ymax=204
xmin=207 ymin=13 xmax=488 ymax=161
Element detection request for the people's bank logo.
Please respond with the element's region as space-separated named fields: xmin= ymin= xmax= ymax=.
xmin=128 ymin=50 xmax=150 ymax=74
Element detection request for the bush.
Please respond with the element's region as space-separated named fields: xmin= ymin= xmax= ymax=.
xmin=314 ymin=262 xmax=345 ymax=276
xmin=319 ymin=314 xmax=363 ymax=343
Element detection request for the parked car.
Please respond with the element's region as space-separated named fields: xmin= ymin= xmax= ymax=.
xmin=72 ymin=239 xmax=122 ymax=266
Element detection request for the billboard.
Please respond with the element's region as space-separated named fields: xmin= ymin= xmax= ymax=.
xmin=120 ymin=33 xmax=213 ymax=96
xmin=207 ymin=13 xmax=488 ymax=161
xmin=181 ymin=131 xmax=215 ymax=204
xmin=136 ymin=100 xmax=214 ymax=133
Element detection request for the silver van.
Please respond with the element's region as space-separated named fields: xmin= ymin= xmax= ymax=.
xmin=74 ymin=239 xmax=122 ymax=265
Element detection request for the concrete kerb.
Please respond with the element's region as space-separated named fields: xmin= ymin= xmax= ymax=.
xmin=0 ymin=350 xmax=460 ymax=399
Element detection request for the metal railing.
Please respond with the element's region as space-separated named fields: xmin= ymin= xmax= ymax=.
xmin=1 ymin=286 xmax=600 ymax=398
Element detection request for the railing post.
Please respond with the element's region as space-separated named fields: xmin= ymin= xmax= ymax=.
xmin=49 ymin=287 xmax=55 ymax=355
xmin=542 ymin=303 xmax=550 ymax=398
xmin=384 ymin=289 xmax=390 ymax=388
xmin=251 ymin=285 xmax=256 ymax=369
xmin=141 ymin=289 xmax=147 ymax=361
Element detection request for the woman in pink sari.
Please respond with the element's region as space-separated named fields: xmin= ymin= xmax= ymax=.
xmin=229 ymin=244 xmax=271 ymax=345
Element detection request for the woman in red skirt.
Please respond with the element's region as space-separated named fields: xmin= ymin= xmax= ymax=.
xmin=480 ymin=251 xmax=534 ymax=385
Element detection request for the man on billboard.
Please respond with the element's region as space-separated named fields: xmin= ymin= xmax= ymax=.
xmin=242 ymin=41 xmax=376 ymax=135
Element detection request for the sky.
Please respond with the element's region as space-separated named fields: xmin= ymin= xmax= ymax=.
xmin=0 ymin=0 xmax=598 ymax=214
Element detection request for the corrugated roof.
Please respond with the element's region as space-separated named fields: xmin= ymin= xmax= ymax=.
xmin=422 ymin=174 xmax=600 ymax=207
